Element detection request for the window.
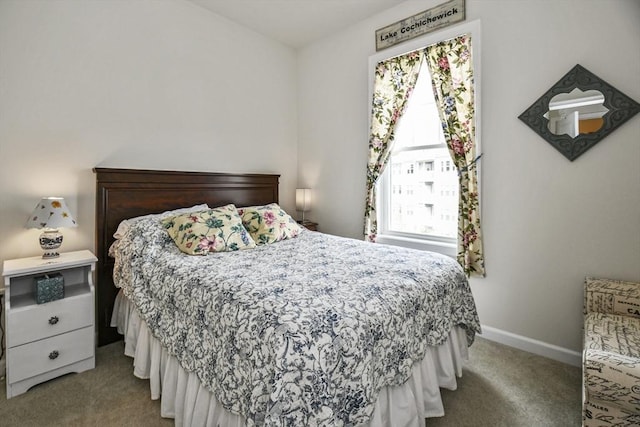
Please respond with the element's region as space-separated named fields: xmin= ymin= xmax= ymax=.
xmin=380 ymin=64 xmax=458 ymax=241
xmin=366 ymin=20 xmax=481 ymax=261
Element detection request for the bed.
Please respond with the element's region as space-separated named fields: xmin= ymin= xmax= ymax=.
xmin=94 ymin=167 xmax=481 ymax=426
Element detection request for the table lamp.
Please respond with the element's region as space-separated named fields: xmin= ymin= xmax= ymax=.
xmin=26 ymin=197 xmax=77 ymax=258
xmin=296 ymin=188 xmax=312 ymax=224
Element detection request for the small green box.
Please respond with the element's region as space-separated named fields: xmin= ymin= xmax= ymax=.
xmin=34 ymin=273 xmax=65 ymax=304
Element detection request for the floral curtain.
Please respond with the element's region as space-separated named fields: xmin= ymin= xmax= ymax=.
xmin=425 ymin=35 xmax=485 ymax=277
xmin=364 ymin=50 xmax=423 ymax=242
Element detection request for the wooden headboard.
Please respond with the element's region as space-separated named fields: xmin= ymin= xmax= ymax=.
xmin=94 ymin=168 xmax=280 ymax=346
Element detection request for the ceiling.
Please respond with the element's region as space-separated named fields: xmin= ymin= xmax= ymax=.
xmin=188 ymin=0 xmax=406 ymax=48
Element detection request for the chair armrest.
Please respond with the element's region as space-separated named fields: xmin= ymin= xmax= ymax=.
xmin=585 ymin=277 xmax=640 ymax=317
xmin=584 ymin=349 xmax=640 ymax=413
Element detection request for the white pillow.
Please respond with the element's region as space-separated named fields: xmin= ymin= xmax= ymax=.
xmin=113 ymin=204 xmax=209 ymax=239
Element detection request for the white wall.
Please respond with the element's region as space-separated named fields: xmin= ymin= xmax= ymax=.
xmin=298 ymin=0 xmax=640 ymax=356
xmin=0 ymin=0 xmax=298 ymax=262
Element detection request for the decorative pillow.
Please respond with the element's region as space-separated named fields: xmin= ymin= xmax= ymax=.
xmin=113 ymin=204 xmax=209 ymax=239
xmin=237 ymin=203 xmax=303 ymax=245
xmin=161 ymin=204 xmax=256 ymax=255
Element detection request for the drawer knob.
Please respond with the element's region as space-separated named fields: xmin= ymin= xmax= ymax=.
xmin=48 ymin=316 xmax=59 ymax=325
xmin=49 ymin=350 xmax=59 ymax=360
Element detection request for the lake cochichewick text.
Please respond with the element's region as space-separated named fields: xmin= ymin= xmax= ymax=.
xmin=375 ymin=0 xmax=465 ymax=51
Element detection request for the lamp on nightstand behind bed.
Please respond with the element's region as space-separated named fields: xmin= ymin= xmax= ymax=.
xmin=26 ymin=197 xmax=77 ymax=258
xmin=296 ymin=188 xmax=312 ymax=225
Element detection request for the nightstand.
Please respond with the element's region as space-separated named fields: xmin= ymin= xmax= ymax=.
xmin=2 ymin=250 xmax=97 ymax=398
xmin=299 ymin=221 xmax=318 ymax=231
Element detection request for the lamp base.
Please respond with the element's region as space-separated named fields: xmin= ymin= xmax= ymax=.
xmin=39 ymin=229 xmax=63 ymax=259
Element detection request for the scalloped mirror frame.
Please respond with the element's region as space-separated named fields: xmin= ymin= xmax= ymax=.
xmin=518 ymin=64 xmax=640 ymax=161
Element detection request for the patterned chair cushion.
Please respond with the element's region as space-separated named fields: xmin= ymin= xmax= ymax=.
xmin=583 ymin=349 xmax=640 ymax=421
xmin=583 ymin=312 xmax=640 ymax=418
xmin=585 ymin=312 xmax=640 ymax=357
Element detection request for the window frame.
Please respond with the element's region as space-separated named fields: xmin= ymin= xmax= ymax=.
xmin=368 ymin=20 xmax=482 ymax=257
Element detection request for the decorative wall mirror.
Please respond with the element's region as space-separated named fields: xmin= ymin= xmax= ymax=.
xmin=518 ymin=64 xmax=639 ymax=161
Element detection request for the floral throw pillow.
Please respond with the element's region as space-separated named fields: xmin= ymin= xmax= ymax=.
xmin=238 ymin=203 xmax=303 ymax=245
xmin=161 ymin=204 xmax=256 ymax=255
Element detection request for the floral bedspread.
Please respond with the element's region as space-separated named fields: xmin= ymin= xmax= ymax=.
xmin=112 ymin=217 xmax=480 ymax=426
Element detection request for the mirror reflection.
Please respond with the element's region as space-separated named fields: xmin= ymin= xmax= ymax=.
xmin=543 ymin=88 xmax=608 ymax=138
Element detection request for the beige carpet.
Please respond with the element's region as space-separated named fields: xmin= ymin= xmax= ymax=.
xmin=427 ymin=337 xmax=581 ymax=426
xmin=0 ymin=337 xmax=581 ymax=426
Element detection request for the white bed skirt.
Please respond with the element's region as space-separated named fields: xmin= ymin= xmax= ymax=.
xmin=111 ymin=290 xmax=468 ymax=427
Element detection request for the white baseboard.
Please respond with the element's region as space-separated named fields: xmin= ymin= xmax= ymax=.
xmin=479 ymin=325 xmax=582 ymax=367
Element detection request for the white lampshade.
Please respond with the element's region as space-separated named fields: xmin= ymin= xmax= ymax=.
xmin=296 ymin=188 xmax=312 ymax=212
xmin=26 ymin=197 xmax=77 ymax=258
xmin=26 ymin=197 xmax=77 ymax=230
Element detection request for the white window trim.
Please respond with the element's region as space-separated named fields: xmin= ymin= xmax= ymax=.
xmin=376 ymin=233 xmax=457 ymax=257
xmin=368 ymin=19 xmax=482 ymax=257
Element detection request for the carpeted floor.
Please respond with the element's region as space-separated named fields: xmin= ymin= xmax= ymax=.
xmin=427 ymin=337 xmax=582 ymax=426
xmin=0 ymin=336 xmax=581 ymax=426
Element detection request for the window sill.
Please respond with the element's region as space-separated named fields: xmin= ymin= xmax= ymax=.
xmin=376 ymin=234 xmax=457 ymax=258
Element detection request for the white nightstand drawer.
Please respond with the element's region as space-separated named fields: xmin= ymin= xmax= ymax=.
xmin=8 ymin=291 xmax=93 ymax=348
xmin=7 ymin=326 xmax=94 ymax=384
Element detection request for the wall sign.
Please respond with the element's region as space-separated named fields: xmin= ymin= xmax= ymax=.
xmin=375 ymin=0 xmax=465 ymax=51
